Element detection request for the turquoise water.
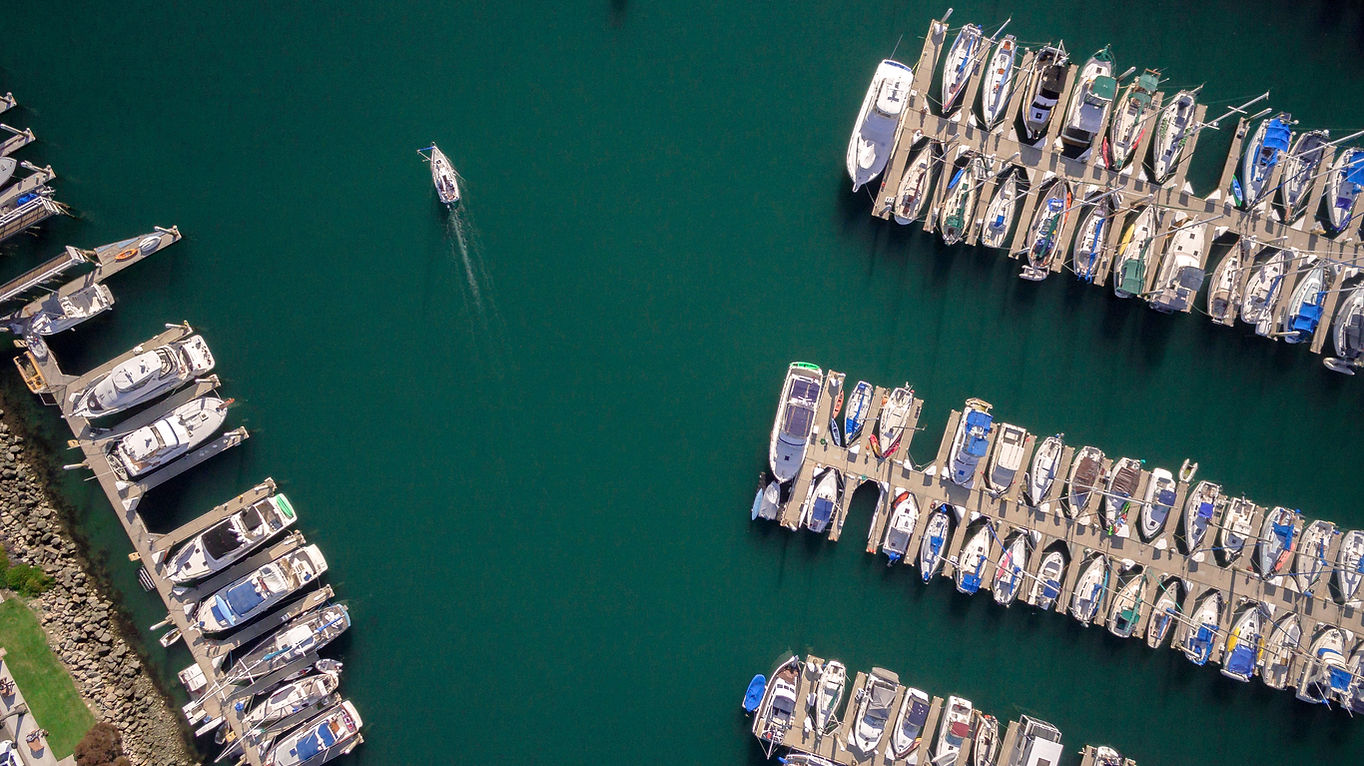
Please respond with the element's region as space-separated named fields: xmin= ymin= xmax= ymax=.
xmin=3 ymin=1 xmax=1364 ymax=763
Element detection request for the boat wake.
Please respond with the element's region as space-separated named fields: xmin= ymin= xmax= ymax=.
xmin=442 ymin=200 xmax=512 ymax=376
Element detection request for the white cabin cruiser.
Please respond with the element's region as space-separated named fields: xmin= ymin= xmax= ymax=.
xmin=107 ymin=395 xmax=231 ymax=479
xmin=1059 ymin=47 xmax=1116 ymax=149
xmin=166 ymin=493 xmax=298 ymax=584
xmin=881 ymin=490 xmax=920 ymax=564
xmin=948 ymin=398 xmax=993 ymax=487
xmin=850 ymin=670 xmax=899 ymax=753
xmin=1216 ymin=497 xmax=1256 ymax=567
xmin=934 ymin=696 xmax=974 ymax=764
xmin=240 ymin=663 xmax=342 ymax=732
xmin=985 ymin=422 xmax=1027 ymax=494
xmin=194 ymin=545 xmax=328 ymax=633
xmin=799 ymin=467 xmax=844 ymax=535
xmin=1147 ymin=214 xmax=1206 ymax=314
xmin=1138 ymin=468 xmax=1176 ymax=541
xmin=848 ymin=60 xmax=915 ymax=191
xmin=70 ymin=335 xmax=214 ymax=418
xmin=889 ymin=687 xmax=931 ymax=760
xmin=769 ymin=363 xmax=823 ymax=482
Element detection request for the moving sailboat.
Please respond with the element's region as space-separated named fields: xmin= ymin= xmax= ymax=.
xmin=769 ymin=363 xmax=823 ymax=482
xmin=948 ymin=398 xmax=993 ymax=487
xmin=848 ymin=60 xmax=915 ymax=191
xmin=881 ymin=490 xmax=921 ymax=564
xmin=418 ymin=144 xmax=460 ymax=207
xmin=1026 ymin=434 xmax=1064 ymax=506
xmin=69 ymin=335 xmax=215 ymax=419
xmin=972 ymin=714 xmax=1000 ymax=766
xmin=1020 ymin=45 xmax=1070 ymax=142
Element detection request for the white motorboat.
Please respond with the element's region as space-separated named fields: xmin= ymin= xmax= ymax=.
xmin=166 ymin=493 xmax=298 ymax=584
xmin=948 ymin=398 xmax=993 ymax=487
xmin=955 ymin=523 xmax=993 ymax=595
xmin=1064 ymin=445 xmax=1104 ymax=517
xmin=1138 ymin=468 xmax=1176 ymax=541
xmin=263 ymin=700 xmax=363 ymax=766
xmin=1325 ymin=282 xmax=1364 ymax=374
xmin=978 ymin=35 xmax=1018 ymax=128
xmin=1240 ymin=113 xmax=1292 ymax=207
xmin=107 ymin=395 xmax=231 ymax=479
xmin=1216 ymin=497 xmax=1256 ymax=567
xmin=1335 ymin=529 xmax=1364 ymax=602
xmin=1059 ymin=47 xmax=1116 ymax=149
xmin=1324 ymin=147 xmax=1364 ymax=233
xmin=919 ymin=505 xmax=952 ymax=583
xmin=1069 ymin=554 xmax=1109 ymax=625
xmin=992 ymin=532 xmax=1030 ymax=606
xmin=1220 ymin=602 xmax=1263 ymax=683
xmin=799 ymin=467 xmax=844 ymax=535
xmin=889 ymin=687 xmax=932 ymax=760
xmin=1181 ymin=481 xmax=1221 ymax=554
xmin=1280 ymin=261 xmax=1328 ymax=344
xmin=1071 ymin=192 xmax=1117 ymax=283
xmin=240 ymin=664 xmax=342 ymax=732
xmin=1294 ymin=520 xmax=1334 ymax=595
xmin=1260 ymin=612 xmax=1301 ymax=690
xmin=811 ymin=659 xmax=847 ymax=733
xmin=1029 ymin=546 xmax=1067 ymax=610
xmin=1278 ymin=129 xmax=1329 ymax=221
xmin=69 ymin=335 xmax=214 ymax=419
xmin=1206 ymin=239 xmax=1249 ymax=324
xmin=881 ymin=490 xmax=920 ymax=564
xmin=893 ymin=141 xmax=940 ymax=225
xmin=25 ymin=283 xmax=114 ymax=336
xmin=1255 ymin=506 xmax=1299 ymax=580
xmin=1146 ymin=213 xmax=1206 ymax=314
xmin=985 ymin=422 xmax=1026 ymax=494
xmin=752 ymin=657 xmax=799 ymax=743
xmin=934 ymin=696 xmax=974 ymax=764
xmin=1239 ymin=248 xmax=1288 ymax=332
xmin=419 ymin=144 xmax=460 ymax=206
xmin=194 ymin=545 xmax=328 ymax=634
xmin=1145 ymin=577 xmax=1183 ymax=649
xmin=939 ymin=154 xmax=988 ymax=245
xmin=871 ymin=385 xmax=915 ymax=459
xmin=0 ymin=157 xmax=15 ymax=189
xmin=979 ymin=168 xmax=1021 ymax=248
xmin=940 ymin=25 xmax=983 ymax=116
xmin=848 ymin=60 xmax=915 ymax=191
xmin=1026 ymin=434 xmax=1064 ymax=506
xmin=1111 ymin=205 xmax=1159 ymax=299
xmin=1147 ymin=89 xmax=1197 ymax=184
xmin=1296 ymin=626 xmax=1351 ymax=705
xmin=1107 ymin=571 xmax=1147 ymax=638
xmin=1179 ymin=589 xmax=1223 ymax=666
xmin=1103 ymin=69 xmax=1159 ymax=170
xmin=1101 ymin=457 xmax=1141 ymax=536
xmin=850 ymin=670 xmax=899 ymax=753
xmin=1020 ymin=45 xmax=1069 ymax=142
xmin=769 ymin=363 xmax=823 ymax=482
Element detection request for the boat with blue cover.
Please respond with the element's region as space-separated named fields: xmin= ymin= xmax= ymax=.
xmin=1325 ymin=148 xmax=1364 ymax=233
xmin=1145 ymin=577 xmax=1183 ymax=649
xmin=1256 ymin=506 xmax=1299 ymax=579
xmin=843 ymin=381 xmax=873 ymax=445
xmin=1139 ymin=467 xmax=1177 ymax=541
xmin=769 ymin=363 xmax=823 ymax=482
xmin=955 ymin=523 xmax=993 ymax=595
xmin=948 ymin=398 xmax=993 ymax=487
xmin=742 ymin=674 xmax=766 ymax=712
xmin=263 ymin=700 xmax=363 ymax=766
xmin=881 ymin=490 xmax=920 ymax=564
xmin=1240 ymin=113 xmax=1293 ymax=207
xmin=1020 ymin=179 xmax=1071 ymax=281
xmin=799 ymin=467 xmax=844 ymax=534
xmin=890 ymin=687 xmax=932 ymax=760
xmin=1029 ymin=545 xmax=1067 ymax=610
xmin=193 ymin=545 xmax=328 ymax=634
xmin=919 ymin=505 xmax=952 ymax=582
xmin=1296 ymin=626 xmax=1352 ymax=705
xmin=1181 ymin=481 xmax=1220 ymax=554
xmin=1281 ymin=262 xmax=1328 ymax=344
xmin=1220 ymin=601 xmax=1264 ymax=683
xmin=1180 ymin=589 xmax=1223 ymax=666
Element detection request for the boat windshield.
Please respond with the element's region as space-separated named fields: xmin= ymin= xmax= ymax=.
xmin=224 ymin=581 xmax=266 ymax=617
xmin=202 ymin=519 xmax=245 ymax=560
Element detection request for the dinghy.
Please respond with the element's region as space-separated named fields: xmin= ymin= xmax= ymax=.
xmin=751 ymin=477 xmax=782 ymax=522
xmin=742 ymin=675 xmax=767 ymax=713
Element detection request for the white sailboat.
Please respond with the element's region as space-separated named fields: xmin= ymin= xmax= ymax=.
xmin=978 ymin=35 xmax=1018 ymax=128
xmin=979 ymin=168 xmax=1021 ymax=248
xmin=1029 ymin=547 xmax=1067 ymax=610
xmin=992 ymin=532 xmax=1030 ymax=606
xmin=419 ymin=144 xmax=460 ymax=206
xmin=1025 ymin=434 xmax=1064 ymax=506
xmin=893 ymin=141 xmax=940 ymax=225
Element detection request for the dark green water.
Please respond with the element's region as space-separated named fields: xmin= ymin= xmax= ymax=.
xmin=4 ymin=1 xmax=1364 ymax=763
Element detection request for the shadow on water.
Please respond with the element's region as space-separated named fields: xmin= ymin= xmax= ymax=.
xmin=607 ymin=0 xmax=628 ymax=28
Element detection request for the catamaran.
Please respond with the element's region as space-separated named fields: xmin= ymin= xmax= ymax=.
xmin=1145 ymin=577 xmax=1183 ymax=649
xmin=799 ymin=467 xmax=844 ymax=535
xmin=893 ymin=141 xmax=940 ymax=225
xmin=1325 ymin=282 xmax=1364 ymax=374
xmin=1147 ymin=213 xmax=1206 ymax=313
xmin=978 ymin=35 xmax=1018 ymax=129
xmin=1296 ymin=626 xmax=1351 ymax=705
xmin=1278 ymin=129 xmax=1329 ymax=221
xmin=1221 ymin=602 xmax=1264 ymax=683
xmin=419 ymin=144 xmax=460 ymax=206
xmin=881 ymin=490 xmax=920 ymax=564
xmin=1102 ymin=457 xmax=1141 ymax=535
xmin=919 ymin=505 xmax=952 ymax=583
xmin=1179 ymin=589 xmax=1223 ymax=666
xmin=1103 ymin=69 xmax=1159 ymax=169
xmin=1059 ymin=46 xmax=1117 ymax=149
xmin=934 ymin=696 xmax=974 ymax=765
xmin=849 ymin=670 xmax=899 ymax=753
xmin=848 ymin=60 xmax=915 ymax=191
xmin=1280 ymin=261 xmax=1329 ymax=344
xmin=769 ymin=363 xmax=823 ymax=482
xmin=1026 ymin=434 xmax=1064 ymax=506
xmin=1020 ymin=45 xmax=1070 ymax=142
xmin=262 ymin=700 xmax=363 ymax=766
xmin=980 ymin=168 xmax=1021 ymax=248
xmin=107 ymin=395 xmax=231 ymax=479
xmin=1255 ymin=506 xmax=1299 ymax=579
xmin=1029 ymin=546 xmax=1067 ymax=610
xmin=1071 ymin=192 xmax=1117 ymax=282
xmin=955 ymin=524 xmax=993 ymax=595
xmin=68 ymin=335 xmax=215 ymax=419
xmin=1260 ymin=612 xmax=1301 ymax=690
xmin=889 ymin=687 xmax=932 ymax=760
xmin=1324 ymin=147 xmax=1364 ymax=234
xmin=1181 ymin=481 xmax=1221 ymax=554
xmin=939 ymin=154 xmax=988 ymax=245
xmin=1239 ymin=113 xmax=1293 ymax=207
xmin=870 ymin=385 xmax=915 ymax=459
xmin=940 ymin=25 xmax=983 ymax=116
xmin=1069 ymin=554 xmax=1109 ymax=624
xmin=1239 ymin=248 xmax=1288 ymax=332
xmin=1206 ymin=239 xmax=1250 ymax=324
xmin=993 ymin=532 xmax=1030 ymax=606
xmin=985 ymin=422 xmax=1026 ymax=494
xmin=1335 ymin=529 xmax=1364 ymax=602
xmin=1020 ymin=178 xmax=1072 ymax=281
xmin=1216 ymin=496 xmax=1256 ymax=567
xmin=1064 ymin=445 xmax=1104 ymax=517
xmin=1294 ymin=520 xmax=1333 ymax=595
xmin=165 ymin=493 xmax=298 ymax=584
xmin=844 ymin=380 xmax=873 ymax=445
xmin=1139 ymin=467 xmax=1176 ymax=541
xmin=1107 ymin=570 xmax=1147 ymax=638
xmin=812 ymin=659 xmax=847 ymax=733
xmin=1112 ymin=205 xmax=1159 ymax=299
xmin=193 ymin=545 xmax=328 ymax=634
xmin=948 ymin=398 xmax=994 ymax=487
xmin=1147 ymin=90 xmax=1198 ymax=184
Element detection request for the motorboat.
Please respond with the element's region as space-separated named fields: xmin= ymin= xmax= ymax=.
xmin=1278 ymin=129 xmax=1329 ymax=221
xmin=1059 ymin=46 xmax=1116 ymax=149
xmin=68 ymin=334 xmax=215 ymax=419
xmin=1325 ymin=282 xmax=1364 ymax=374
xmin=870 ymin=385 xmax=915 ymax=459
xmin=1294 ymin=520 xmax=1333 ymax=595
xmin=262 ymin=700 xmax=363 ymax=766
xmin=985 ymin=422 xmax=1026 ymax=494
xmin=799 ymin=467 xmax=844 ymax=535
xmin=955 ymin=523 xmax=993 ymax=595
xmin=1181 ymin=481 xmax=1221 ymax=554
xmin=948 ymin=398 xmax=994 ymax=487
xmin=1064 ymin=445 xmax=1104 ymax=517
xmin=889 ymin=687 xmax=932 ymax=760
xmin=1335 ymin=529 xmax=1364 ymax=602
xmin=848 ymin=60 xmax=915 ymax=191
xmin=1296 ymin=626 xmax=1351 ymax=705
xmin=769 ymin=362 xmax=823 ymax=482
xmin=1112 ymin=205 xmax=1159 ymax=298
xmin=1216 ymin=497 xmax=1256 ymax=567
xmin=1239 ymin=248 xmax=1288 ymax=332
xmin=107 ymin=395 xmax=231 ymax=479
xmin=418 ymin=144 xmax=460 ymax=206
xmin=1107 ymin=571 xmax=1147 ymax=638
xmin=1255 ymin=506 xmax=1299 ymax=579
xmin=240 ymin=664 xmax=342 ymax=732
xmin=893 ymin=141 xmax=940 ymax=225
xmin=1260 ymin=612 xmax=1301 ymax=690
xmin=1103 ymin=69 xmax=1159 ymax=169
xmin=1138 ymin=468 xmax=1176 ymax=541
xmin=993 ymin=532 xmax=1030 ymax=606
xmin=972 ymin=714 xmax=999 ymax=766
xmin=194 ymin=545 xmax=328 ymax=634
xmin=1071 ymin=191 xmax=1117 ymax=282
xmin=1280 ymin=261 xmax=1328 ymax=344
xmin=1029 ymin=546 xmax=1067 ymax=610
xmin=934 ymin=696 xmax=974 ymax=765
xmin=1179 ymin=589 xmax=1222 ymax=666
xmin=1069 ymin=553 xmax=1109 ymax=625
xmin=165 ymin=493 xmax=298 ymax=584
xmin=1145 ymin=577 xmax=1183 ymax=649
xmin=844 ymin=380 xmax=873 ymax=445
xmin=1220 ymin=602 xmax=1263 ymax=683
xmin=752 ymin=657 xmax=799 ymax=743
xmin=811 ymin=659 xmax=847 ymax=733
xmin=1146 ymin=213 xmax=1206 ymax=313
xmin=1206 ymin=239 xmax=1250 ymax=324
xmin=1020 ymin=44 xmax=1070 ymax=142
xmin=919 ymin=505 xmax=952 ymax=583
xmin=881 ymin=490 xmax=920 ymax=564
xmin=849 ymin=669 xmax=899 ymax=753
xmin=978 ymin=35 xmax=1018 ymax=129
xmin=1093 ymin=747 xmax=1126 ymax=766
xmin=1147 ymin=89 xmax=1198 ymax=184
xmin=1240 ymin=113 xmax=1292 ymax=207
xmin=1324 ymin=147 xmax=1364 ymax=234
xmin=1026 ymin=434 xmax=1064 ymax=506
xmin=24 ymin=283 xmax=115 ymax=336
xmin=228 ymin=603 xmax=350 ymax=683
xmin=980 ymin=168 xmax=1021 ymax=249
xmin=751 ymin=476 xmax=782 ymax=522
xmin=1101 ymin=457 xmax=1141 ymax=536
xmin=826 ymin=371 xmax=846 ymax=446
xmin=940 ymin=24 xmax=983 ymax=116
xmin=939 ymin=153 xmax=988 ymax=245
xmin=1020 ymin=178 xmax=1072 ymax=281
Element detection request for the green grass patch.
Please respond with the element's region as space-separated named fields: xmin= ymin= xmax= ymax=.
xmin=0 ymin=598 xmax=96 ymax=758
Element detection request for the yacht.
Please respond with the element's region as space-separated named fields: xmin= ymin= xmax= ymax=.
xmin=844 ymin=380 xmax=873 ymax=445
xmin=1296 ymin=626 xmax=1351 ymax=705
xmin=919 ymin=505 xmax=952 ymax=582
xmin=240 ymin=664 xmax=342 ymax=732
xmin=1294 ymin=520 xmax=1333 ymax=595
xmin=1324 ymin=147 xmax=1364 ymax=233
xmin=1278 ymin=129 xmax=1329 ymax=221
xmin=1260 ymin=612 xmax=1301 ymax=690
xmin=1107 ymin=570 xmax=1147 ymax=638
xmin=1239 ymin=248 xmax=1288 ymax=332
xmin=934 ymin=696 xmax=974 ymax=765
xmin=194 ymin=545 xmax=328 ymax=634
xmin=1072 ymin=192 xmax=1117 ymax=282
xmin=24 ymin=283 xmax=115 ymax=336
xmin=1020 ymin=45 xmax=1070 ymax=142
xmin=985 ymin=422 xmax=1026 ymax=494
xmin=1147 ymin=89 xmax=1198 ymax=184
xmin=165 ymin=493 xmax=298 ymax=584
xmin=1216 ymin=497 xmax=1255 ymax=567
xmin=955 ymin=523 xmax=993 ymax=595
xmin=1146 ymin=213 xmax=1206 ymax=313
xmin=1069 ymin=554 xmax=1109 ymax=625
xmin=940 ymin=25 xmax=983 ymax=115
xmin=979 ymin=168 xmax=1021 ymax=248
xmin=811 ymin=659 xmax=847 ymax=733
xmin=1255 ymin=506 xmax=1299 ymax=579
xmin=1181 ymin=481 xmax=1221 ymax=554
xmin=881 ymin=490 xmax=920 ymax=564
xmin=1325 ymin=282 xmax=1364 ymax=374
xmin=870 ymin=385 xmax=915 ymax=459
xmin=262 ymin=700 xmax=363 ymax=766
xmin=1029 ymin=546 xmax=1067 ymax=610
xmin=1138 ymin=467 xmax=1176 ymax=541
xmin=978 ymin=35 xmax=1018 ymax=129
xmin=948 ymin=398 xmax=994 ymax=487
xmin=993 ymin=532 xmax=1030 ymax=606
xmin=419 ymin=145 xmax=460 ymax=206
xmin=889 ymin=688 xmax=932 ymax=760
xmin=752 ymin=657 xmax=799 ymax=744
xmin=1020 ymin=179 xmax=1072 ymax=281
xmin=893 ymin=141 xmax=940 ymax=225
xmin=848 ymin=60 xmax=915 ymax=191
xmin=1239 ymin=113 xmax=1292 ymax=207
xmin=849 ymin=670 xmax=899 ymax=753
xmin=229 ymin=603 xmax=351 ymax=683
xmin=1103 ymin=69 xmax=1159 ymax=170
xmin=769 ymin=363 xmax=823 ymax=482
xmin=1179 ymin=589 xmax=1222 ymax=666
xmin=1026 ymin=434 xmax=1064 ymax=505
xmin=1335 ymin=529 xmax=1364 ymax=602
xmin=1064 ymin=445 xmax=1104 ymax=517
xmin=1102 ymin=457 xmax=1141 ymax=536
xmin=1112 ymin=205 xmax=1159 ymax=298
xmin=939 ymin=154 xmax=987 ymax=245
xmin=107 ymin=395 xmax=231 ymax=479
xmin=69 ymin=335 xmax=214 ymax=418
xmin=799 ymin=467 xmax=844 ymax=534
xmin=1145 ymin=577 xmax=1183 ymax=649
xmin=1280 ymin=262 xmax=1328 ymax=344
xmin=1220 ymin=602 xmax=1263 ymax=683
xmin=1059 ymin=47 xmax=1116 ymax=149
xmin=1205 ymin=239 xmax=1250 ymax=324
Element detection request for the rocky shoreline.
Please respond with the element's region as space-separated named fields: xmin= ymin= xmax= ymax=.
xmin=0 ymin=401 xmax=197 ymax=766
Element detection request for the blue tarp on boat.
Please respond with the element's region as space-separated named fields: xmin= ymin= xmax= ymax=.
xmin=1042 ymin=579 xmax=1061 ymax=600
xmin=743 ymin=674 xmax=767 ymax=712
xmin=960 ymin=571 xmax=982 ymax=594
xmin=1290 ymin=302 xmax=1324 ymax=335
xmin=1264 ymin=120 xmax=1292 ymax=159
xmin=1197 ymin=502 xmax=1214 ymax=519
xmin=1348 ymin=153 xmax=1364 ymax=186
xmin=1225 ymin=645 xmax=1256 ymax=677
xmin=1330 ymin=667 xmax=1354 ymax=692
xmin=812 ymin=498 xmax=834 ymax=525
